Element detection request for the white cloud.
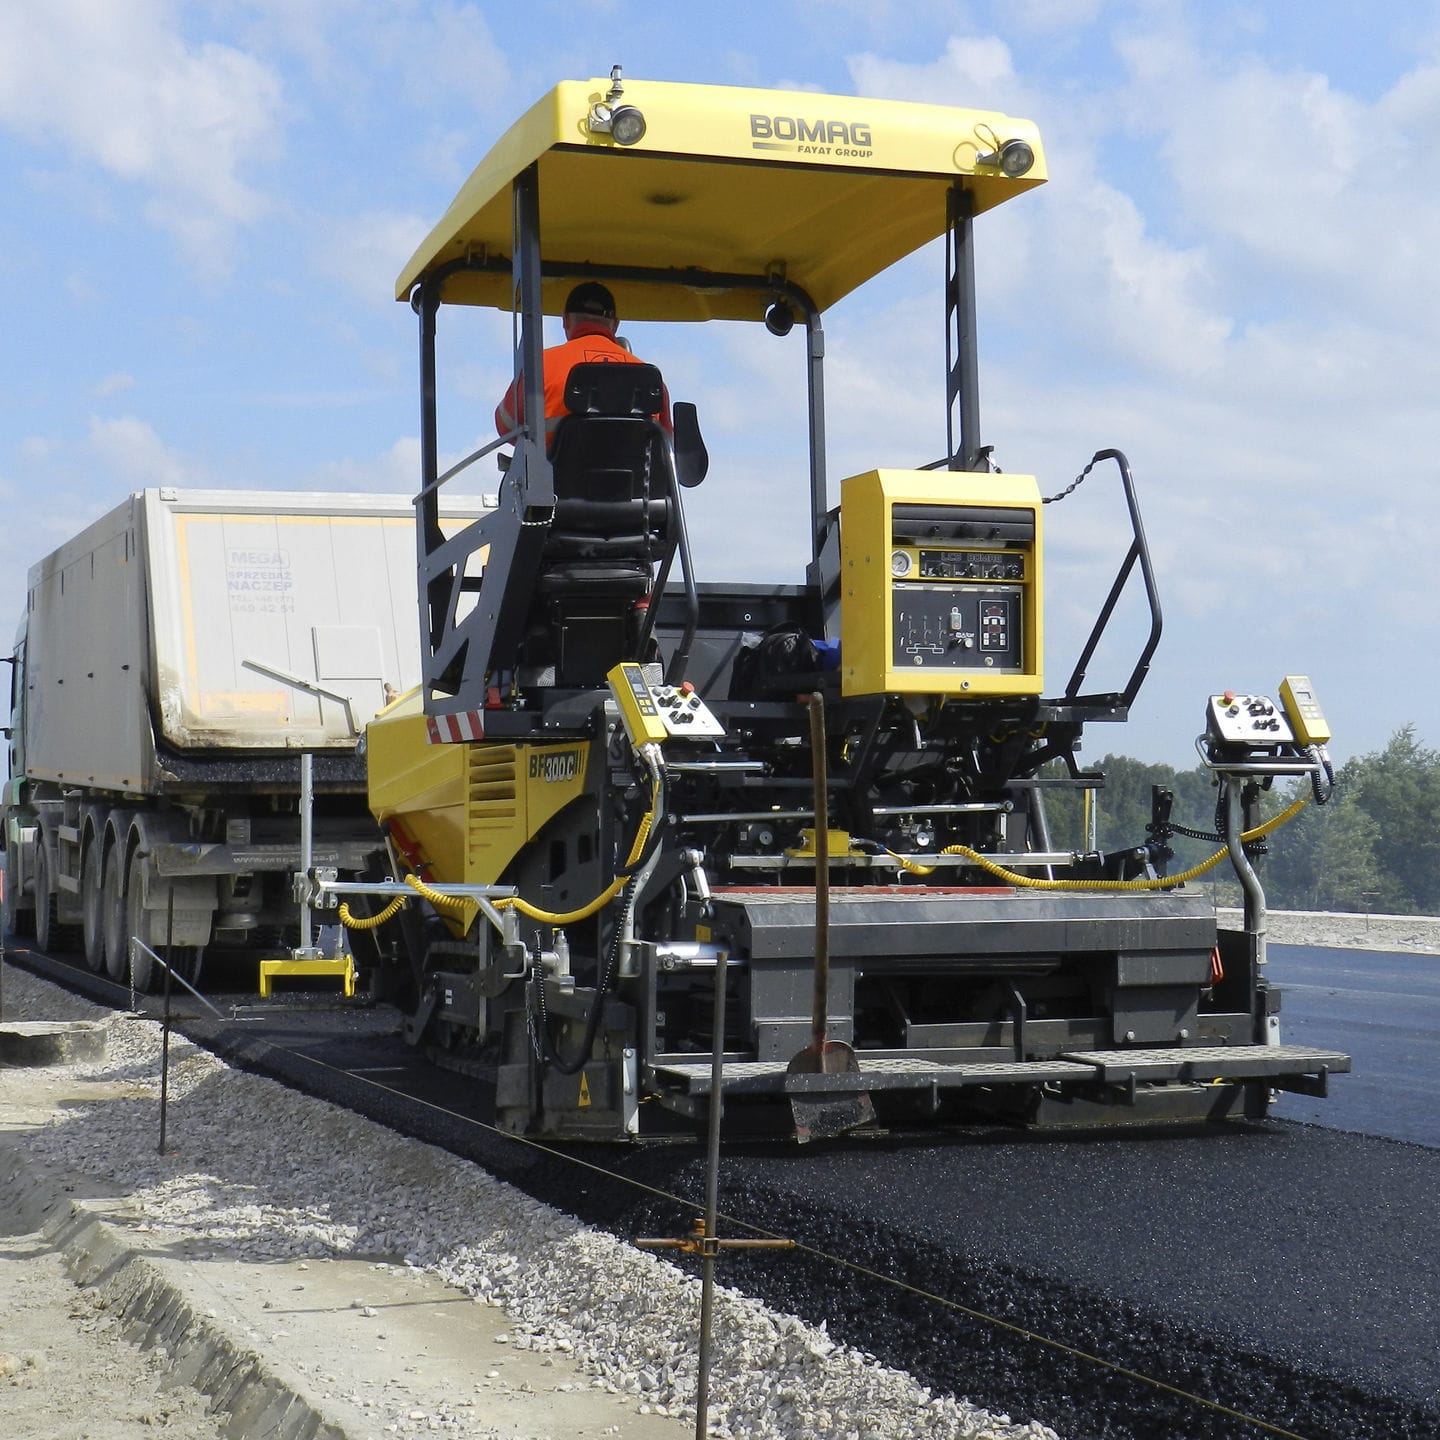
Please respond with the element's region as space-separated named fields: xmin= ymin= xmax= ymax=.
xmin=395 ymin=4 xmax=508 ymax=108
xmin=849 ymin=35 xmax=1022 ymax=109
xmin=86 ymin=415 xmax=197 ymax=488
xmin=1117 ymin=29 xmax=1440 ymax=332
xmin=0 ymin=418 xmax=207 ymax=616
xmin=844 ymin=37 xmax=1233 ymax=379
xmin=1059 ymin=177 xmax=1233 ymax=375
xmin=2 ymin=8 xmax=1432 ymax=768
xmin=1010 ymin=0 xmax=1104 ymax=34
xmin=319 ymin=209 xmax=432 ymax=304
xmin=274 ymin=2 xmax=511 ymax=115
xmin=310 ymin=433 xmax=494 ymax=509
xmin=92 ymin=372 xmax=136 ymax=399
xmin=209 ymin=0 xmax=360 ymax=78
xmin=312 ymin=436 xmax=421 ymax=497
xmin=0 ymin=0 xmax=286 ymax=271
xmin=809 ymin=22 xmax=1440 ymax=762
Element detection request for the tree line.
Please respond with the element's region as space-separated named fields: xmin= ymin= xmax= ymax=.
xmin=1039 ymin=725 xmax=1440 ymax=915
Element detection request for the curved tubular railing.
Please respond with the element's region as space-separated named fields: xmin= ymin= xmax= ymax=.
xmin=1059 ymin=448 xmax=1162 ymax=711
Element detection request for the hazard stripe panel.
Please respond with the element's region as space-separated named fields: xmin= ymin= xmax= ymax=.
xmin=427 ymin=711 xmax=486 ymax=744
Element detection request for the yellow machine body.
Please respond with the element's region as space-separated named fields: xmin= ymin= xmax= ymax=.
xmin=366 ymin=694 xmax=590 ymax=892
xmin=839 ymin=470 xmax=1043 ymax=699
xmin=395 ymin=78 xmax=1044 ymax=320
xmin=344 ymin=70 xmax=1354 ymax=1143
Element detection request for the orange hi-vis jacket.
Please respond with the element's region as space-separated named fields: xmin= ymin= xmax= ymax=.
xmin=494 ymin=325 xmax=672 ymax=443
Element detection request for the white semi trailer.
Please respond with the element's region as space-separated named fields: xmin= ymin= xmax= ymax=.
xmin=1 ymin=487 xmax=482 ymax=988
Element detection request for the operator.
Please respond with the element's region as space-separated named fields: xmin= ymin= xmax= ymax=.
xmin=494 ymin=281 xmax=672 ymax=446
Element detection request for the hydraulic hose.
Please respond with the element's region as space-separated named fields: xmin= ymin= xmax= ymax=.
xmin=340 ymin=765 xmax=664 ymax=933
xmin=542 ymin=748 xmax=668 ymax=1075
xmin=336 ymin=872 xmax=467 ymax=935
xmin=495 ymin=760 xmax=663 ymax=923
xmin=337 ymin=895 xmax=407 ymax=929
xmin=543 ymin=846 xmax=652 ymax=1076
xmin=337 ymin=749 xmax=668 ymax=1084
xmin=400 ymin=871 xmax=472 ymax=917
xmin=1309 ymin=745 xmax=1335 ymax=804
xmin=880 ymin=794 xmax=1310 ymax=892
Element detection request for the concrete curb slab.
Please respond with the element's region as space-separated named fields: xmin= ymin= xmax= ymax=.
xmin=0 ymin=1019 xmax=108 ymax=1066
xmin=1 ymin=1142 xmax=349 ymax=1440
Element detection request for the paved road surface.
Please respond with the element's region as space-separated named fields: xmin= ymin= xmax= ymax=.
xmin=1269 ymin=944 xmax=1439 ymax=1147
xmin=8 ymin=931 xmax=1437 ymax=1438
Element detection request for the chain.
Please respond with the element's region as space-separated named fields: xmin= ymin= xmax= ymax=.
xmin=1160 ymin=822 xmax=1226 ymax=843
xmin=529 ymin=967 xmax=546 ymax=1060
xmin=955 ymin=450 xmax=1104 ymax=504
xmin=1042 ymin=452 xmax=1105 ymax=504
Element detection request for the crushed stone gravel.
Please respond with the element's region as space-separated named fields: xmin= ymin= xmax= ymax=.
xmin=1 ymin=964 xmax=1058 ymax=1440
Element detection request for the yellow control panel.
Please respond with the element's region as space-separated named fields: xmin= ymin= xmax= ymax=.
xmin=608 ymin=662 xmax=725 ymax=746
xmin=839 ymin=469 xmax=1043 ymax=698
xmin=1279 ymin=674 xmax=1331 ymax=746
xmin=609 ymin=662 xmax=669 ymax=745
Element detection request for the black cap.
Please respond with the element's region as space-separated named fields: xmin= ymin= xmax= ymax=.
xmin=564 ymin=281 xmax=616 ymax=321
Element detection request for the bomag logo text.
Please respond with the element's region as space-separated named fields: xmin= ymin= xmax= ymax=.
xmin=529 ymin=748 xmax=583 ymax=784
xmin=750 ymin=114 xmax=874 ymax=157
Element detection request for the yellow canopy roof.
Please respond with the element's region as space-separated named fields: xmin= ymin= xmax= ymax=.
xmin=396 ymin=77 xmax=1046 ymax=322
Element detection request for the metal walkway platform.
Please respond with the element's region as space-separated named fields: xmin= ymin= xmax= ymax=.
xmin=656 ymin=1057 xmax=1121 ymax=1096
xmin=651 ymin=1044 xmax=1351 ymax=1096
xmin=1059 ymin=1044 xmax=1351 ymax=1082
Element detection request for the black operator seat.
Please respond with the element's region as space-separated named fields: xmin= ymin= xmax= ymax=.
xmin=531 ymin=362 xmax=675 ymax=684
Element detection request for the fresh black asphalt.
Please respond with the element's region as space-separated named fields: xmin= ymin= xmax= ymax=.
xmin=43 ymin=940 xmax=1440 ymax=1440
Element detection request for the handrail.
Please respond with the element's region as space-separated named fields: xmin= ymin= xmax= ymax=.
xmin=1058 ymin=449 xmax=1162 ymax=710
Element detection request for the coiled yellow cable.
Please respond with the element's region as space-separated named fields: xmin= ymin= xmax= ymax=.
xmin=486 ymin=810 xmax=655 ymax=924
xmin=401 ymin=871 xmax=473 ymax=918
xmin=337 ymin=895 xmax=407 ymax=930
xmin=886 ymin=794 xmax=1310 ymax=892
xmin=366 ymin=779 xmax=661 ymax=932
xmin=343 ymin=784 xmax=1306 ymax=932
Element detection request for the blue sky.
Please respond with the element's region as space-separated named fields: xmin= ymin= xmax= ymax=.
xmin=3 ymin=1 xmax=1439 ymax=769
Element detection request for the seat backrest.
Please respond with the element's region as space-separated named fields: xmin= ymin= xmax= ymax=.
xmin=547 ymin=362 xmax=670 ymax=548
xmin=562 ymin=362 xmax=663 ymax=418
xmin=549 ymin=417 xmax=658 ymax=506
xmin=524 ymin=366 xmax=678 ymax=684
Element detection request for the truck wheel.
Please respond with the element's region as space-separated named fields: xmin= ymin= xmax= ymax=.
xmin=3 ymin=858 xmax=34 ymax=939
xmin=34 ymin=841 xmax=80 ymax=955
xmin=101 ymin=846 xmax=130 ymax=982
xmin=81 ymin=843 xmax=107 ymax=973
xmin=123 ymin=854 xmax=155 ymax=992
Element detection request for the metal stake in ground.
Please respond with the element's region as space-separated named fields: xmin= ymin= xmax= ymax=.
xmin=695 ymin=942 xmax=727 ymax=1434
xmin=636 ymin=945 xmax=794 ymax=1438
xmin=784 ymin=693 xmax=874 ymax=1141
xmin=158 ymin=891 xmax=175 ymax=1155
